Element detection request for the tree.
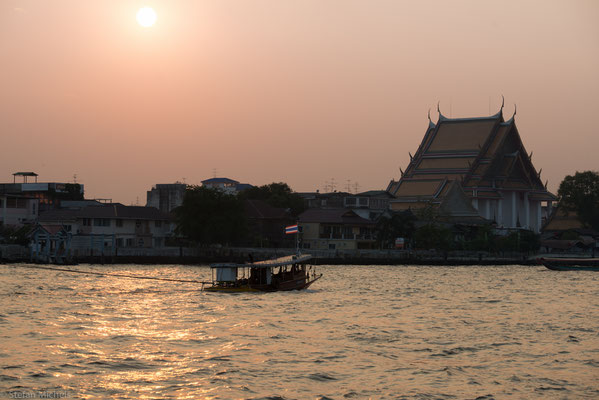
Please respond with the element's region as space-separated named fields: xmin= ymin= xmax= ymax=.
xmin=240 ymin=182 xmax=305 ymax=216
xmin=557 ymin=171 xmax=599 ymax=231
xmin=174 ymin=186 xmax=247 ymax=245
xmin=375 ymin=211 xmax=416 ymax=248
xmin=495 ymin=230 xmax=540 ymax=253
xmin=413 ymin=223 xmax=453 ymax=251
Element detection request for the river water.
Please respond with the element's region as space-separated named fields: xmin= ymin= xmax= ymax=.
xmin=0 ymin=263 xmax=597 ymax=399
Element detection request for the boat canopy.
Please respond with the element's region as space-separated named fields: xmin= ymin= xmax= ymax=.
xmin=210 ymin=254 xmax=312 ymax=270
xmin=215 ymin=267 xmax=238 ymax=282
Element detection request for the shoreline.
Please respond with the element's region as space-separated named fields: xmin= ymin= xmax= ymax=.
xmin=2 ymin=245 xmax=552 ymax=266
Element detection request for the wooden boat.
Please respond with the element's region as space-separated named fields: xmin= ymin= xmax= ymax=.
xmin=539 ymin=257 xmax=599 ymax=271
xmin=203 ymin=253 xmax=322 ymax=292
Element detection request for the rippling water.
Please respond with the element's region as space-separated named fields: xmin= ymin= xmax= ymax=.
xmin=1 ymin=263 xmax=598 ymax=399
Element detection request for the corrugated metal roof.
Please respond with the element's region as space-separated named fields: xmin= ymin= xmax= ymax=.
xmin=299 ymin=208 xmax=374 ymax=225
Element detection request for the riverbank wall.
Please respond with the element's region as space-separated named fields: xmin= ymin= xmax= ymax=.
xmin=2 ymin=245 xmax=545 ymax=265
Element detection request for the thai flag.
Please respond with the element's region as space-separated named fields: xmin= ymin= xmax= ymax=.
xmin=285 ymin=224 xmax=299 ymax=234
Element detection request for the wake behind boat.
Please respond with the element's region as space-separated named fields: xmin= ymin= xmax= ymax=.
xmin=539 ymin=257 xmax=599 ymax=271
xmin=204 ymin=253 xmax=322 ymax=292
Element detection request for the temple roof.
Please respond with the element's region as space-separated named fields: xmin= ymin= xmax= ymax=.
xmin=390 ymin=107 xmax=555 ymax=203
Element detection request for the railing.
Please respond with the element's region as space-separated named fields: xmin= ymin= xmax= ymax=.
xmin=318 ymin=233 xmax=375 ymax=240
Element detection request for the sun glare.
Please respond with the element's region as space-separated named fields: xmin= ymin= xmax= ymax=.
xmin=136 ymin=7 xmax=157 ymax=27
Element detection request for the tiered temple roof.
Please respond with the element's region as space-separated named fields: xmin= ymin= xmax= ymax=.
xmin=388 ymin=106 xmax=555 ymax=210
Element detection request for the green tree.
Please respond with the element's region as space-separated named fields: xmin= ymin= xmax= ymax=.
xmin=413 ymin=223 xmax=453 ymax=251
xmin=375 ymin=211 xmax=416 ymax=248
xmin=240 ymin=182 xmax=305 ymax=216
xmin=0 ymin=225 xmax=31 ymax=246
xmin=174 ymin=186 xmax=247 ymax=245
xmin=457 ymin=224 xmax=494 ymax=251
xmin=557 ymin=171 xmax=599 ymax=231
xmin=495 ymin=230 xmax=540 ymax=253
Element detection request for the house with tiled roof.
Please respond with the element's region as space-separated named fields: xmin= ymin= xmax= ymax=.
xmin=38 ymin=203 xmax=174 ymax=250
xmin=0 ymin=194 xmax=39 ymax=227
xmin=387 ymin=104 xmax=556 ymax=233
xmin=298 ymin=208 xmax=376 ymax=250
xmin=540 ymin=206 xmax=598 ymax=254
xmin=244 ymin=199 xmax=296 ymax=247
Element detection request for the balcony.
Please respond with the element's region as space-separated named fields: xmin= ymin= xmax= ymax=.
xmin=319 ymin=233 xmax=375 ymax=240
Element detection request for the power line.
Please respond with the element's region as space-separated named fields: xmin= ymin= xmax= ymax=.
xmin=10 ymin=264 xmax=207 ymax=284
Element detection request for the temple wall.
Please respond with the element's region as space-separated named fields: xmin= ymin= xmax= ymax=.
xmin=500 ymin=194 xmax=514 ymax=229
xmin=493 ymin=191 xmax=542 ymax=233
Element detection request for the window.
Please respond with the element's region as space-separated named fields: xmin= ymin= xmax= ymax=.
xmin=116 ymin=219 xmax=123 ymax=227
xmin=328 ymin=243 xmax=336 ymax=250
xmin=135 ymin=220 xmax=141 ymax=228
xmin=126 ymin=238 xmax=134 ymax=247
xmin=94 ymin=218 xmax=110 ymax=227
xmin=116 ymin=238 xmax=124 ymax=248
xmin=82 ymin=218 xmax=91 ymax=226
xmin=64 ymin=225 xmax=72 ymax=232
xmin=155 ymin=220 xmax=162 ymax=228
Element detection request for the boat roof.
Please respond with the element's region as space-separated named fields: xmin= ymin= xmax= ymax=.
xmin=210 ymin=254 xmax=312 ymax=269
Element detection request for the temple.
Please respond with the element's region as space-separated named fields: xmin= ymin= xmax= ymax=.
xmin=387 ymin=104 xmax=556 ymax=233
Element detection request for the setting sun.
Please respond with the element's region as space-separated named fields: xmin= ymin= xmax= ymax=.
xmin=136 ymin=7 xmax=157 ymax=27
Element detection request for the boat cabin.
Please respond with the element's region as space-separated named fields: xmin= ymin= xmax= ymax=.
xmin=205 ymin=254 xmax=320 ymax=292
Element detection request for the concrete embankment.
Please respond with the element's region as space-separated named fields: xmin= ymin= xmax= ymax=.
xmin=75 ymin=247 xmax=539 ymax=266
xmin=2 ymin=245 xmax=542 ymax=265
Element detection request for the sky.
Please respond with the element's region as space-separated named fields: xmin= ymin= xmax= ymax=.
xmin=1 ymin=0 xmax=598 ymax=205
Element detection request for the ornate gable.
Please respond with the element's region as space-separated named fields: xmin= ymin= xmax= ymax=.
xmin=389 ymin=106 xmax=556 ymax=226
xmin=467 ymin=121 xmax=545 ymax=191
xmin=391 ymin=108 xmax=505 ymax=198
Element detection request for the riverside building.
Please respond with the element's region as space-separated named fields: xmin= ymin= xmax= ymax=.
xmin=387 ymin=105 xmax=556 ymax=233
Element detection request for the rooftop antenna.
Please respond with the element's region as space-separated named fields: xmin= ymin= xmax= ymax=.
xmin=353 ymin=182 xmax=360 ymax=194
xmin=330 ymin=178 xmax=337 ymax=192
xmin=346 ymin=179 xmax=352 ymax=193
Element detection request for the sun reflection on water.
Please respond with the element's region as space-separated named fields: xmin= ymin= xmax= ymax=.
xmin=1 ymin=264 xmax=598 ymax=398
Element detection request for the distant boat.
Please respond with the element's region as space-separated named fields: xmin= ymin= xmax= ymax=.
xmin=539 ymin=257 xmax=599 ymax=271
xmin=204 ymin=254 xmax=322 ymax=292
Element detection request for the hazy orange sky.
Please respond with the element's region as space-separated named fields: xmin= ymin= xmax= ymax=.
xmin=1 ymin=1 xmax=598 ymax=204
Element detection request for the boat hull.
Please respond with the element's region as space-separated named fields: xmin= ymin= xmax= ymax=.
xmin=204 ymin=274 xmax=322 ymax=293
xmin=203 ymin=286 xmax=261 ymax=293
xmin=540 ymin=257 xmax=599 ymax=271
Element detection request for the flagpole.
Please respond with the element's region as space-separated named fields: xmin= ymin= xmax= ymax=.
xmin=296 ymin=222 xmax=300 ymax=256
